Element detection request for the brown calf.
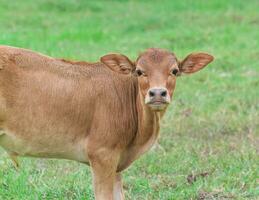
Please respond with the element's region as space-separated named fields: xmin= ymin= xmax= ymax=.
xmin=0 ymin=46 xmax=213 ymax=199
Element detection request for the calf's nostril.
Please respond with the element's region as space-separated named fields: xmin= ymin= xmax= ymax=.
xmin=149 ymin=90 xmax=155 ymax=97
xmin=161 ymin=90 xmax=167 ymax=97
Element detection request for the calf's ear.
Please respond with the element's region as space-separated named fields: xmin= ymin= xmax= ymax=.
xmin=179 ymin=53 xmax=214 ymax=74
xmin=100 ymin=54 xmax=135 ymax=75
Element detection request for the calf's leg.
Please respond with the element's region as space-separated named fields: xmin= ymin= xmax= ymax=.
xmin=113 ymin=173 xmax=125 ymax=200
xmin=89 ymin=149 xmax=120 ymax=200
xmin=8 ymin=152 xmax=20 ymax=169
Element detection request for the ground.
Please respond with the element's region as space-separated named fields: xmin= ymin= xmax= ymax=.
xmin=0 ymin=0 xmax=258 ymax=199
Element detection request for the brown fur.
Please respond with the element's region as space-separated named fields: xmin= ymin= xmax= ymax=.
xmin=0 ymin=45 xmax=213 ymax=200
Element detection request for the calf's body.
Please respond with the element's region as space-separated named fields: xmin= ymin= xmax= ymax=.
xmin=0 ymin=45 xmax=213 ymax=199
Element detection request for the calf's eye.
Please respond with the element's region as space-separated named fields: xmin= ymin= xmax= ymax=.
xmin=135 ymin=69 xmax=146 ymax=77
xmin=171 ymin=69 xmax=179 ymax=76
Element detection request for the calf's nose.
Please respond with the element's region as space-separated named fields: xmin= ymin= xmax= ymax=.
xmin=148 ymin=88 xmax=167 ymax=98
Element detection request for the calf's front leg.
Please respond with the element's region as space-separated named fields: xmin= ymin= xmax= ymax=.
xmin=89 ymin=149 xmax=120 ymax=200
xmin=113 ymin=173 xmax=125 ymax=200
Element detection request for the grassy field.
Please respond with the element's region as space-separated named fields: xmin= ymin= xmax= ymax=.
xmin=0 ymin=0 xmax=258 ymax=199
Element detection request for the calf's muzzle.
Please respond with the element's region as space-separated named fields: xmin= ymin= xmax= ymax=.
xmin=145 ymin=87 xmax=170 ymax=110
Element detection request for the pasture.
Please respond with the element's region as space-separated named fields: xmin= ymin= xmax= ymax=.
xmin=0 ymin=0 xmax=258 ymax=199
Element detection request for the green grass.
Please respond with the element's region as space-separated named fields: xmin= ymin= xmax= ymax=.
xmin=0 ymin=0 xmax=258 ymax=199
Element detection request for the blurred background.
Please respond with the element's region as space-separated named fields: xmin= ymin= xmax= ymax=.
xmin=0 ymin=0 xmax=258 ymax=199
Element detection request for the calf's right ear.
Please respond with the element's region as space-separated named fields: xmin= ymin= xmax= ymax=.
xmin=100 ymin=54 xmax=135 ymax=75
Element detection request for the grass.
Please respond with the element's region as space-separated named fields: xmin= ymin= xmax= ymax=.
xmin=0 ymin=0 xmax=258 ymax=199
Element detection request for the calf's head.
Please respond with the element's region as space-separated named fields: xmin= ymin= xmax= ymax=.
xmin=101 ymin=48 xmax=213 ymax=111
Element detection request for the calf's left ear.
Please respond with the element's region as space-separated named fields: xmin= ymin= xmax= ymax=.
xmin=100 ymin=54 xmax=135 ymax=75
xmin=179 ymin=53 xmax=214 ymax=74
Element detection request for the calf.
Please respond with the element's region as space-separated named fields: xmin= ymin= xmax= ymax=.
xmin=0 ymin=46 xmax=213 ymax=199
